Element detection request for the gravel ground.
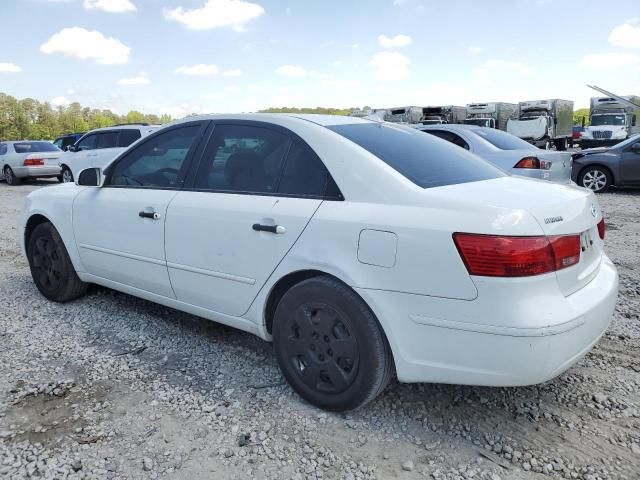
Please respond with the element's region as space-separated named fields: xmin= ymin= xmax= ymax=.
xmin=1 ymin=180 xmax=639 ymax=480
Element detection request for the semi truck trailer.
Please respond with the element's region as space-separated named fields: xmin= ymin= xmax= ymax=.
xmin=463 ymin=102 xmax=518 ymax=130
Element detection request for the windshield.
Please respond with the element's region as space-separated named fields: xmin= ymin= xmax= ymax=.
xmin=591 ymin=114 xmax=626 ymax=126
xmin=611 ymin=133 xmax=640 ymax=149
xmin=13 ymin=141 xmax=60 ymax=153
xmin=472 ymin=127 xmax=538 ymax=151
xmin=463 ymin=118 xmax=490 ymax=127
xmin=327 ymin=123 xmax=504 ymax=188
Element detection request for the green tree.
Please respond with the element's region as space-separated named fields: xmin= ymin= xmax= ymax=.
xmin=574 ymin=108 xmax=589 ymax=126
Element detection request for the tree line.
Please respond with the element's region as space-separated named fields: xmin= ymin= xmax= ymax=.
xmin=0 ymin=93 xmax=172 ymax=141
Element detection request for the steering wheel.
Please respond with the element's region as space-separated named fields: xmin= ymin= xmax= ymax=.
xmin=152 ymin=167 xmax=180 ymax=186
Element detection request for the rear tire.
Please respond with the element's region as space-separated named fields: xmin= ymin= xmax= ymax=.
xmin=27 ymin=222 xmax=88 ymax=302
xmin=4 ymin=166 xmax=20 ymax=186
xmin=273 ymin=276 xmax=393 ymax=411
xmin=579 ymin=166 xmax=612 ymax=193
xmin=60 ymin=166 xmax=73 ymax=183
xmin=554 ymin=138 xmax=567 ymax=151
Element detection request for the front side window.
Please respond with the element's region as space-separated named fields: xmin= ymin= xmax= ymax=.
xmin=195 ymin=124 xmax=290 ymax=194
xmin=328 ymin=123 xmax=503 ymax=189
xmin=109 ymin=125 xmax=200 ymax=188
xmin=97 ymin=132 xmax=119 ymax=149
xmin=119 ymin=129 xmax=141 ymax=147
xmin=76 ymin=134 xmax=98 ymax=151
xmin=13 ymin=141 xmax=60 ymax=153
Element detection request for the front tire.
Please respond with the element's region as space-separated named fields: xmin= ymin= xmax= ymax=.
xmin=273 ymin=276 xmax=393 ymax=411
xmin=4 ymin=166 xmax=20 ymax=186
xmin=27 ymin=222 xmax=88 ymax=302
xmin=579 ymin=166 xmax=612 ymax=193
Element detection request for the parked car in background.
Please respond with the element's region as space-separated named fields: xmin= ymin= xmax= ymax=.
xmin=20 ymin=114 xmax=617 ymax=411
xmin=571 ymin=134 xmax=640 ymax=192
xmin=52 ymin=133 xmax=85 ymax=151
xmin=415 ymin=124 xmax=573 ymax=184
xmin=58 ymin=123 xmax=159 ymax=182
xmin=572 ymin=126 xmax=585 ymax=147
xmin=0 ymin=140 xmax=62 ymax=185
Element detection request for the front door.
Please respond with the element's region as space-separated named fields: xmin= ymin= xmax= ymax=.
xmin=620 ymin=141 xmax=640 ymax=184
xmin=165 ymin=122 xmax=336 ymax=317
xmin=72 ymin=122 xmax=207 ymax=297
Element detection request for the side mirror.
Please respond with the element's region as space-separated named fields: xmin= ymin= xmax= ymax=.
xmin=77 ymin=167 xmax=103 ymax=187
xmin=67 ymin=145 xmax=78 ymax=152
xmin=631 ymin=142 xmax=640 ymax=153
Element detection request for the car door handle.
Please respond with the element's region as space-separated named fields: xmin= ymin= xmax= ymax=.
xmin=139 ymin=211 xmax=161 ymax=220
xmin=252 ymin=223 xmax=286 ymax=234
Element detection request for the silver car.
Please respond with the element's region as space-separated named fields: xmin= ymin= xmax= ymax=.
xmin=414 ymin=124 xmax=573 ymax=184
xmin=0 ymin=141 xmax=63 ymax=186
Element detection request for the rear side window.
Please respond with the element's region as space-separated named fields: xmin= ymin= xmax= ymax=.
xmin=473 ymin=128 xmax=536 ymax=151
xmin=119 ymin=129 xmax=141 ymax=147
xmin=0 ymin=144 xmax=7 ymax=155
xmin=278 ymin=141 xmax=334 ymax=197
xmin=97 ymin=132 xmax=119 ymax=149
xmin=422 ymin=130 xmax=470 ymax=150
xmin=13 ymin=141 xmax=60 ymax=153
xmin=195 ymin=124 xmax=290 ymax=194
xmin=328 ymin=123 xmax=503 ymax=188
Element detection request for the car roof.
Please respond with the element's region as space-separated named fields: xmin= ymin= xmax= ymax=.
xmin=414 ymin=123 xmax=482 ymax=131
xmin=86 ymin=124 xmax=161 ymax=133
xmin=166 ymin=113 xmax=374 ymax=128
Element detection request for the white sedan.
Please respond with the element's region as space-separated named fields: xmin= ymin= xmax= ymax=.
xmin=1 ymin=141 xmax=63 ymax=185
xmin=20 ymin=114 xmax=618 ymax=411
xmin=415 ymin=124 xmax=573 ymax=184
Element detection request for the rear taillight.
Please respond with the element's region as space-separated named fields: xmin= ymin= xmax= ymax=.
xmin=24 ymin=158 xmax=44 ymax=166
xmin=597 ymin=218 xmax=605 ymax=240
xmin=453 ymin=233 xmax=580 ymax=277
xmin=513 ymin=156 xmax=551 ymax=170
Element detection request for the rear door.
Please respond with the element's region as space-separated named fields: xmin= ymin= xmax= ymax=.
xmin=165 ymin=121 xmax=337 ymax=317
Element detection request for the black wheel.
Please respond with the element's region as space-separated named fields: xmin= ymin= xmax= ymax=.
xmin=60 ymin=166 xmax=73 ymax=183
xmin=555 ymin=138 xmax=567 ymax=151
xmin=27 ymin=222 xmax=88 ymax=302
xmin=273 ymin=276 xmax=393 ymax=411
xmin=4 ymin=166 xmax=20 ymax=185
xmin=578 ymin=166 xmax=612 ymax=193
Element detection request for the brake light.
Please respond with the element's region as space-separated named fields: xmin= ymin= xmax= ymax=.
xmin=513 ymin=157 xmax=551 ymax=170
xmin=453 ymin=233 xmax=580 ymax=277
xmin=597 ymin=218 xmax=605 ymax=240
xmin=24 ymin=158 xmax=44 ymax=166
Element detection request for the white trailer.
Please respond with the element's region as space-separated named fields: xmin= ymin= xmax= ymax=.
xmin=507 ymin=99 xmax=574 ymax=150
xmin=463 ymin=102 xmax=518 ymax=131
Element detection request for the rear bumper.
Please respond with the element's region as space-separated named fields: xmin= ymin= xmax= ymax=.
xmin=13 ymin=166 xmax=61 ymax=178
xmin=357 ymin=254 xmax=618 ymax=385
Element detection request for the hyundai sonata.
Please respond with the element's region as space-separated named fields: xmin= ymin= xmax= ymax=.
xmin=20 ymin=114 xmax=618 ymax=411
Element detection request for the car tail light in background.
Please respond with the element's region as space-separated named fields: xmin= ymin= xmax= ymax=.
xmin=24 ymin=158 xmax=44 ymax=166
xmin=513 ymin=156 xmax=551 ymax=170
xmin=597 ymin=218 xmax=605 ymax=240
xmin=453 ymin=233 xmax=580 ymax=277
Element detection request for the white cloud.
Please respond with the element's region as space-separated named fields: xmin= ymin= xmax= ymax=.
xmin=51 ymin=96 xmax=72 ymax=107
xmin=378 ymin=34 xmax=412 ymax=48
xmin=369 ymin=51 xmax=410 ymax=81
xmin=609 ymin=20 xmax=640 ymax=49
xmin=118 ymin=74 xmax=150 ymax=85
xmin=223 ymin=68 xmax=243 ymax=76
xmin=474 ymin=59 xmax=535 ymax=77
xmin=175 ymin=64 xmax=219 ymax=76
xmin=276 ymin=64 xmax=307 ymax=77
xmin=83 ymin=0 xmax=136 ymax=13
xmin=578 ymin=52 xmax=640 ymax=69
xmin=40 ymin=27 xmax=130 ymax=64
xmin=0 ymin=62 xmax=22 ymax=73
xmin=468 ymin=45 xmax=484 ymax=54
xmin=164 ymin=0 xmax=264 ymax=31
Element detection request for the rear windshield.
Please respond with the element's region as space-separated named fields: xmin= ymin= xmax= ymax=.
xmin=472 ymin=128 xmax=537 ymax=151
xmin=327 ymin=123 xmax=504 ymax=188
xmin=13 ymin=142 xmax=60 ymax=153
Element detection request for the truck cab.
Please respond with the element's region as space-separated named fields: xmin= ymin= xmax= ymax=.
xmin=581 ymin=96 xmax=640 ymax=149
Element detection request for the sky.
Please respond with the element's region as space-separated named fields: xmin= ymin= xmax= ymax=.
xmin=1 ymin=0 xmax=639 ymax=118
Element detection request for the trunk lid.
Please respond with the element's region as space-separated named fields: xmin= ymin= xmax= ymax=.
xmin=434 ymin=177 xmax=603 ymax=296
xmin=534 ymin=150 xmax=573 ymax=184
xmin=25 ymin=152 xmax=61 ymax=166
